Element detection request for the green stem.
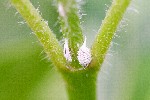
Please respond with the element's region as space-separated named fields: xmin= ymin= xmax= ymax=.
xmin=10 ymin=0 xmax=67 ymax=72
xmin=63 ymin=70 xmax=98 ymax=100
xmin=90 ymin=0 xmax=131 ymax=70
xmin=57 ymin=0 xmax=83 ymax=68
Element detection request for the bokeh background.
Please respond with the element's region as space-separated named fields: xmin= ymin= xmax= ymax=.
xmin=0 ymin=0 xmax=150 ymax=100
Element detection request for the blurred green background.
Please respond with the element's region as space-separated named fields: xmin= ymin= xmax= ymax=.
xmin=0 ymin=0 xmax=150 ymax=100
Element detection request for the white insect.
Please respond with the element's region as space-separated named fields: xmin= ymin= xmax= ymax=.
xmin=63 ymin=39 xmax=72 ymax=62
xmin=77 ymin=37 xmax=92 ymax=67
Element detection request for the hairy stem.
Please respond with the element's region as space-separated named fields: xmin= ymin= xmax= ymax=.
xmin=90 ymin=0 xmax=131 ymax=70
xmin=11 ymin=0 xmax=67 ymax=72
xmin=57 ymin=0 xmax=83 ymax=68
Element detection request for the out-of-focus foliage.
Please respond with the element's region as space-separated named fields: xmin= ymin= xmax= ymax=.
xmin=0 ymin=0 xmax=150 ymax=100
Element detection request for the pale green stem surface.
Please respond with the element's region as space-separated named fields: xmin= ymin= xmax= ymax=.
xmin=63 ymin=70 xmax=98 ymax=100
xmin=90 ymin=0 xmax=131 ymax=70
xmin=57 ymin=0 xmax=83 ymax=68
xmin=10 ymin=0 xmax=68 ymax=72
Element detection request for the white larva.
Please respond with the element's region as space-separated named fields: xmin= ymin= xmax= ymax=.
xmin=77 ymin=37 xmax=92 ymax=67
xmin=63 ymin=39 xmax=72 ymax=62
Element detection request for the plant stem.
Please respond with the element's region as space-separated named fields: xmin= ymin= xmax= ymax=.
xmin=90 ymin=0 xmax=131 ymax=70
xmin=57 ymin=0 xmax=83 ymax=68
xmin=63 ymin=70 xmax=98 ymax=100
xmin=10 ymin=0 xmax=68 ymax=72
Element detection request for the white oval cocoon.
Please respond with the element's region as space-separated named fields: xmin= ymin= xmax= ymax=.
xmin=77 ymin=37 xmax=92 ymax=67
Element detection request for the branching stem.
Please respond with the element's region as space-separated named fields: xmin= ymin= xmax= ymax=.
xmin=11 ymin=0 xmax=131 ymax=100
